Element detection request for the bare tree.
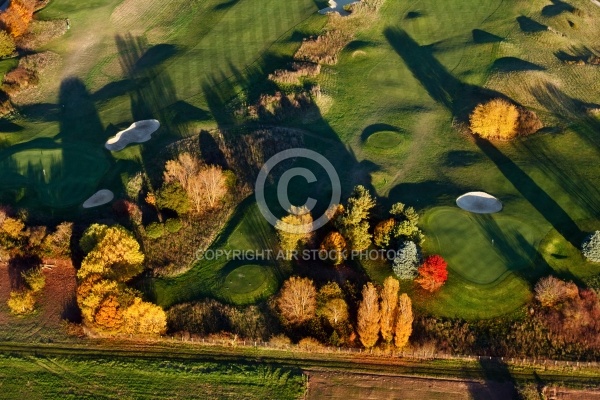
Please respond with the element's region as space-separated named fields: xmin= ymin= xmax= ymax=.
xmin=277 ymin=276 xmax=317 ymax=325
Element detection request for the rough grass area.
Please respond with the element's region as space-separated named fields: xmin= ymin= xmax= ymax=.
xmin=0 ymin=353 xmax=306 ymax=400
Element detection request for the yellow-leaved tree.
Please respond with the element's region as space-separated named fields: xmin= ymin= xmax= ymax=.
xmin=78 ymin=224 xmax=144 ymax=282
xmin=357 ymin=282 xmax=380 ymax=348
xmin=320 ymin=231 xmax=346 ymax=266
xmin=122 ymin=298 xmax=168 ymax=335
xmin=379 ymin=276 xmax=399 ymax=344
xmin=394 ymin=293 xmax=413 ymax=348
xmin=469 ymin=98 xmax=519 ymax=140
xmin=276 ymin=206 xmax=314 ymax=259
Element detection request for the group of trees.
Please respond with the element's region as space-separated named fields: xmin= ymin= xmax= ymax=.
xmin=76 ymin=224 xmax=166 ymax=335
xmin=162 ymin=152 xmax=230 ymax=215
xmin=357 ymin=277 xmax=413 ymax=348
xmin=275 ymin=275 xmax=413 ymax=349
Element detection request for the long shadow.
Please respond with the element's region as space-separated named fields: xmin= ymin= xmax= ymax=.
xmin=469 ymin=358 xmax=523 ymax=400
xmin=475 ymin=137 xmax=581 ymax=247
xmin=385 ymin=27 xmax=582 ymax=247
xmin=542 ymin=0 xmax=575 ymax=17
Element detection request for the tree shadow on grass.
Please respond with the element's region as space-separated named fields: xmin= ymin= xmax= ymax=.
xmin=468 ymin=358 xmax=523 ymax=400
xmin=491 ymin=57 xmax=545 ymax=73
xmin=516 ymin=16 xmax=548 ymax=33
xmin=542 ymin=0 xmax=575 ymax=17
xmin=472 ymin=29 xmax=503 ymax=44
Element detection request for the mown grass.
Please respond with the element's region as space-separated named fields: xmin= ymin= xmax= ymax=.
xmin=0 ymin=353 xmax=305 ymax=400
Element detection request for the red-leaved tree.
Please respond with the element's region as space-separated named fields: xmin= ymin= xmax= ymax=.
xmin=416 ymin=255 xmax=448 ymax=292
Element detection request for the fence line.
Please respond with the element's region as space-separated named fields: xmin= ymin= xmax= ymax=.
xmin=166 ymin=335 xmax=600 ymax=370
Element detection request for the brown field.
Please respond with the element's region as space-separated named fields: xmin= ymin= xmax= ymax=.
xmin=305 ymin=370 xmax=518 ymax=400
xmin=0 ymin=260 xmax=77 ymax=341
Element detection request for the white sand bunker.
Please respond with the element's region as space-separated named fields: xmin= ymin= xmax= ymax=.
xmin=319 ymin=0 xmax=359 ymax=16
xmin=456 ymin=192 xmax=503 ymax=214
xmin=105 ymin=119 xmax=160 ymax=151
xmin=83 ymin=189 xmax=114 ymax=208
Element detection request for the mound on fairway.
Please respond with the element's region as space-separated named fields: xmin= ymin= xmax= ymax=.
xmin=365 ymin=131 xmax=405 ymax=149
xmin=456 ymin=192 xmax=503 ymax=214
xmin=222 ymin=264 xmax=278 ymax=305
xmin=423 ymin=207 xmax=538 ymax=285
xmin=82 ymin=189 xmax=114 ymax=208
xmin=105 ymin=120 xmax=160 ymax=151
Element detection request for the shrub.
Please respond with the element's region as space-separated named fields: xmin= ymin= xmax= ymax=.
xmin=165 ymin=218 xmax=183 ymax=234
xmin=22 ymin=267 xmax=45 ymax=293
xmin=156 ymin=182 xmax=190 ymax=215
xmin=0 ymin=30 xmax=16 ymax=57
xmin=298 ymin=337 xmax=323 ymax=351
xmin=392 ymin=241 xmax=420 ymax=280
xmin=582 ymin=231 xmax=600 ymax=263
xmin=145 ymin=222 xmax=165 ymax=239
xmin=269 ymin=334 xmax=292 ymax=348
xmin=469 ymin=98 xmax=519 ymax=140
xmin=7 ymin=290 xmax=35 ymax=314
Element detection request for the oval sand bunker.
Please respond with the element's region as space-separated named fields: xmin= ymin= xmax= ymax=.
xmin=456 ymin=191 xmax=503 ymax=214
xmin=83 ymin=189 xmax=114 ymax=208
xmin=105 ymin=119 xmax=160 ymax=151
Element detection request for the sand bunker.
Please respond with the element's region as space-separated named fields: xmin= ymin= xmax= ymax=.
xmin=83 ymin=189 xmax=114 ymax=208
xmin=456 ymin=192 xmax=503 ymax=214
xmin=105 ymin=119 xmax=160 ymax=151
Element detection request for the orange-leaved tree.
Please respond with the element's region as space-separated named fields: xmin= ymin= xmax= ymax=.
xmin=0 ymin=0 xmax=34 ymax=37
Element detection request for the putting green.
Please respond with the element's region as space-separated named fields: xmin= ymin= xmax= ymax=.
xmin=423 ymin=207 xmax=539 ymax=285
xmin=0 ymin=143 xmax=110 ymax=208
xmin=222 ymin=264 xmax=278 ymax=305
xmin=365 ymin=131 xmax=406 ymax=151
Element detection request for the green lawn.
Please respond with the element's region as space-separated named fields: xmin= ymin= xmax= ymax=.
xmin=150 ymin=201 xmax=283 ymax=308
xmin=0 ymin=353 xmax=305 ymax=400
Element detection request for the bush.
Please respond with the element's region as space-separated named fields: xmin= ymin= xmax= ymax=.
xmin=298 ymin=337 xmax=323 ymax=351
xmin=469 ymin=98 xmax=520 ymax=140
xmin=0 ymin=30 xmax=16 ymax=58
xmin=145 ymin=222 xmax=165 ymax=239
xmin=165 ymin=218 xmax=183 ymax=234
xmin=7 ymin=290 xmax=35 ymax=314
xmin=156 ymin=182 xmax=190 ymax=215
xmin=582 ymin=231 xmax=600 ymax=263
xmin=22 ymin=267 xmax=45 ymax=293
xmin=392 ymin=241 xmax=420 ymax=280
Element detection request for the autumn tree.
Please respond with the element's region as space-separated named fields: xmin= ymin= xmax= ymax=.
xmin=7 ymin=290 xmax=35 ymax=314
xmin=1 ymin=216 xmax=24 ymax=239
xmin=43 ymin=222 xmax=73 ymax=257
xmin=22 ymin=267 xmax=45 ymax=293
xmin=373 ymin=218 xmax=395 ymax=248
xmin=416 ymin=255 xmax=448 ymax=292
xmin=394 ymin=293 xmax=413 ymax=348
xmin=277 ymin=276 xmax=317 ymax=325
xmin=470 ymin=98 xmax=520 ymax=140
xmin=122 ymin=298 xmax=167 ymax=335
xmin=276 ymin=206 xmax=313 ymax=259
xmin=0 ymin=30 xmax=15 ymax=57
xmin=336 ymin=185 xmax=376 ymax=251
xmin=0 ymin=0 xmax=34 ymax=37
xmin=379 ymin=276 xmax=399 ymax=343
xmin=164 ymin=153 xmax=228 ymax=213
xmin=357 ymin=282 xmax=380 ymax=348
xmin=319 ymin=231 xmax=346 ymax=265
xmin=320 ymin=298 xmax=349 ymax=326
xmin=534 ymin=276 xmax=578 ymax=308
xmin=78 ymin=224 xmax=144 ymax=282
xmin=94 ymin=294 xmax=125 ymax=330
xmin=392 ymin=241 xmax=420 ymax=280
xmin=156 ymin=182 xmax=190 ymax=215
